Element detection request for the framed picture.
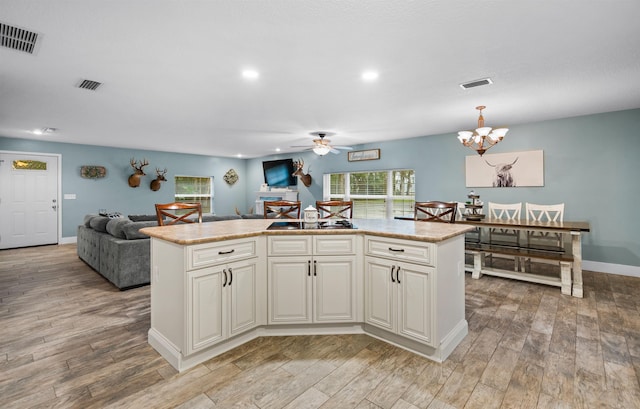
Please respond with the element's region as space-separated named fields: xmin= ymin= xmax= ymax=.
xmin=465 ymin=150 xmax=544 ymax=187
xmin=348 ymin=149 xmax=381 ymax=162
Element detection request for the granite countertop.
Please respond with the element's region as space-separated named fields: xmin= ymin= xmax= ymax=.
xmin=140 ymin=218 xmax=475 ymax=245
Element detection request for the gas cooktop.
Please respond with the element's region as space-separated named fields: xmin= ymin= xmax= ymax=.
xmin=266 ymin=220 xmax=356 ymax=230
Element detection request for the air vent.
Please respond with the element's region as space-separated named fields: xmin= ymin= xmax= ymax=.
xmin=77 ymin=79 xmax=102 ymax=91
xmin=460 ymin=78 xmax=493 ymax=90
xmin=0 ymin=22 xmax=40 ymax=54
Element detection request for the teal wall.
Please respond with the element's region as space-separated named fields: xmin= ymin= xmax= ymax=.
xmin=2 ymin=108 xmax=639 ymax=267
xmin=0 ymin=139 xmax=248 ymax=238
xmin=247 ymin=109 xmax=640 ymax=267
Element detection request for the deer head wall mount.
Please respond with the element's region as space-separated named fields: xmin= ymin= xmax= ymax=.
xmin=128 ymin=157 xmax=149 ymax=188
xmin=150 ymin=168 xmax=167 ymax=191
xmin=292 ymin=158 xmax=312 ymax=187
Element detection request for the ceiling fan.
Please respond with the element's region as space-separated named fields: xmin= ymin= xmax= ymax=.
xmin=291 ymin=132 xmax=354 ymax=156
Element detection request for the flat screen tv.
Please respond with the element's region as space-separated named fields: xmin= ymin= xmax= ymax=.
xmin=262 ymin=159 xmax=297 ymax=188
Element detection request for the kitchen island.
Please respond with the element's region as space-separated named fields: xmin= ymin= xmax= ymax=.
xmin=141 ymin=218 xmax=473 ymax=372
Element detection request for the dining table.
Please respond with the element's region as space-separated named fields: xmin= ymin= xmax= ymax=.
xmin=457 ymin=217 xmax=590 ymax=297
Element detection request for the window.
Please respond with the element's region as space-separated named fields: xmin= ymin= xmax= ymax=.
xmin=324 ymin=169 xmax=415 ymax=219
xmin=174 ymin=176 xmax=214 ymax=213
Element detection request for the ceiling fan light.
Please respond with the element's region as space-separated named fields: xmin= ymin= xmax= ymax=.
xmin=313 ymin=145 xmax=331 ymax=156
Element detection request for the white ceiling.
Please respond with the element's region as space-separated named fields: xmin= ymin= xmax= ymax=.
xmin=2 ymin=1 xmax=639 ymax=158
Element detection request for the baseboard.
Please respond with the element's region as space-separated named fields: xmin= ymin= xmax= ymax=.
xmin=583 ymin=260 xmax=640 ymax=278
xmin=59 ymin=236 xmax=77 ymax=245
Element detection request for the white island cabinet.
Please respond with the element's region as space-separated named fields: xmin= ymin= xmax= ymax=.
xmin=267 ymin=235 xmax=361 ymax=324
xmin=142 ymin=218 xmax=472 ymax=372
xmin=364 ymin=234 xmax=467 ymax=360
xmin=148 ymin=236 xmax=267 ymax=371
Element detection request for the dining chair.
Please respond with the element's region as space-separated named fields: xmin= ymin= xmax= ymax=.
xmin=486 ymin=202 xmax=522 ymax=270
xmin=316 ymin=200 xmax=353 ymax=219
xmin=155 ymin=202 xmax=203 ymax=225
xmin=263 ymin=200 xmax=301 ymax=219
xmin=524 ymin=203 xmax=565 ymax=271
xmin=414 ymin=201 xmax=457 ymax=223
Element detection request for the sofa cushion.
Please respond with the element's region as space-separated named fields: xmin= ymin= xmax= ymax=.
xmin=128 ymin=214 xmax=158 ymax=222
xmin=89 ymin=216 xmax=112 ymax=232
xmin=122 ymin=221 xmax=158 ymax=240
xmin=241 ymin=214 xmax=265 ymax=219
xmin=84 ymin=214 xmax=99 ymax=227
xmin=106 ymin=218 xmax=132 ymax=239
xmin=202 ymin=214 xmax=242 ymax=222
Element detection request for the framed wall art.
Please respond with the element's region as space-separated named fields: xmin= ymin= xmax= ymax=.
xmin=348 ymin=149 xmax=380 ymax=162
xmin=465 ymin=150 xmax=544 ymax=187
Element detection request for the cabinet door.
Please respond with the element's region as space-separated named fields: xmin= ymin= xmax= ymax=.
xmin=187 ymin=267 xmax=225 ymax=354
xmin=364 ymin=256 xmax=395 ymax=332
xmin=268 ymin=256 xmax=312 ymax=324
xmin=313 ymin=256 xmax=356 ymax=323
xmin=397 ymin=261 xmax=434 ymax=345
xmin=228 ymin=260 xmax=258 ymax=336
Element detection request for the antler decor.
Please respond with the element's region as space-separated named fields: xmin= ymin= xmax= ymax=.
xmin=292 ymin=158 xmax=312 ymax=187
xmin=128 ymin=158 xmax=149 ymax=188
xmin=150 ymin=168 xmax=167 ymax=191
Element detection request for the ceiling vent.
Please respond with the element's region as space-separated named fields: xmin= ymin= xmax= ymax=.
xmin=0 ymin=22 xmax=40 ymax=54
xmin=460 ymin=78 xmax=493 ymax=90
xmin=77 ymin=79 xmax=102 ymax=91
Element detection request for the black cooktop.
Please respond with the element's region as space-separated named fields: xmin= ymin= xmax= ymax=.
xmin=267 ymin=220 xmax=356 ymax=230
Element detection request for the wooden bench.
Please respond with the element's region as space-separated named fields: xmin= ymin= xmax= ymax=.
xmin=465 ymin=241 xmax=573 ymax=296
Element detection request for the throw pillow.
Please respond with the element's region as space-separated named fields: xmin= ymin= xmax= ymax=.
xmin=128 ymin=214 xmax=159 ymax=222
xmin=106 ymin=218 xmax=131 ymax=239
xmin=89 ymin=216 xmax=111 ymax=232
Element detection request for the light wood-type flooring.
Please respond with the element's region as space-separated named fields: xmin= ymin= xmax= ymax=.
xmin=2 ymin=244 xmax=640 ymax=408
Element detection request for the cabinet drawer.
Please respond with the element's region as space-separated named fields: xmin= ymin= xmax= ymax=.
xmin=314 ymin=235 xmax=356 ymax=255
xmin=268 ymin=236 xmax=312 ymax=256
xmin=365 ymin=236 xmax=435 ymax=266
xmin=188 ymin=238 xmax=257 ymax=270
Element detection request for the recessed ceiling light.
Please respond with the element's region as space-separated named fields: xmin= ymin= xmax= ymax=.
xmin=275 ymin=148 xmax=281 ymax=152
xmin=361 ymin=71 xmax=379 ymax=81
xmin=236 ymin=153 xmax=243 ymax=158
xmin=242 ymin=69 xmax=259 ymax=80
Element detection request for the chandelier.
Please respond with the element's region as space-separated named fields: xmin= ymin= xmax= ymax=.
xmin=457 ymin=105 xmax=508 ymax=156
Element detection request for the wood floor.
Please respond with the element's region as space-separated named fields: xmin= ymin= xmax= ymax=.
xmin=2 ymin=245 xmax=640 ymax=408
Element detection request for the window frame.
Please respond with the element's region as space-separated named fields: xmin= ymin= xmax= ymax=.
xmin=174 ymin=175 xmax=215 ymax=214
xmin=323 ymin=169 xmax=415 ymax=219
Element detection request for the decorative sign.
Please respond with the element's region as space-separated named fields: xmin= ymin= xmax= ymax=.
xmin=13 ymin=160 xmax=47 ymax=170
xmin=81 ymin=165 xmax=107 ymax=179
xmin=223 ymin=168 xmax=239 ymax=185
xmin=348 ymin=149 xmax=381 ymax=162
xmin=465 ymin=150 xmax=544 ymax=187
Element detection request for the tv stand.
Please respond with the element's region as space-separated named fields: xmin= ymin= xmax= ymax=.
xmin=255 ymin=190 xmax=298 ymax=215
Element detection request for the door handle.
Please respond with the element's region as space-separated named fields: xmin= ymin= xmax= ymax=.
xmin=222 ymin=269 xmax=228 ymax=287
xmin=391 ymin=265 xmax=396 ymax=283
xmin=313 ymin=260 xmax=317 ymax=276
xmin=396 ymin=266 xmax=401 ymax=284
xmin=228 ymin=267 xmax=233 ymax=286
xmin=308 ymin=260 xmax=311 ymax=276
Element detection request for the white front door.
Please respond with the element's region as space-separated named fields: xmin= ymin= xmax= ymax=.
xmin=0 ymin=152 xmax=59 ymax=249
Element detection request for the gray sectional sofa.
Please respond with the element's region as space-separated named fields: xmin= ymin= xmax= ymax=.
xmin=78 ymin=213 xmax=260 ymax=290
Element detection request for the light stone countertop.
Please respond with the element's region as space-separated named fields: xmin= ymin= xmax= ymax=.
xmin=140 ymin=218 xmax=475 ymax=245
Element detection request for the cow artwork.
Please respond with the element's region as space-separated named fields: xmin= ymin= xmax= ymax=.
xmin=465 ymin=150 xmax=543 ymax=188
xmin=485 ymin=157 xmax=519 ymax=187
